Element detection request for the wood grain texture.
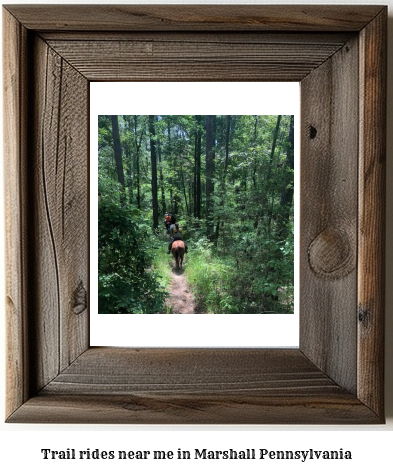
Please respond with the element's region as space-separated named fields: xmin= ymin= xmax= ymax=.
xmin=43 ymin=348 xmax=342 ymax=395
xmin=3 ymin=5 xmax=384 ymax=32
xmin=8 ymin=392 xmax=379 ymax=425
xmin=30 ymin=36 xmax=90 ymax=389
xmin=7 ymin=348 xmax=379 ymax=424
xmin=3 ymin=5 xmax=386 ymax=424
xmin=3 ymin=9 xmax=30 ymax=417
xmin=40 ymin=31 xmax=354 ymax=44
xmin=300 ymin=36 xmax=359 ymax=394
xmin=46 ymin=37 xmax=347 ymax=82
xmin=358 ymin=9 xmax=387 ymax=417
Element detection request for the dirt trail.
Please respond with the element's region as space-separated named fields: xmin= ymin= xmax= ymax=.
xmin=165 ymin=265 xmax=200 ymax=314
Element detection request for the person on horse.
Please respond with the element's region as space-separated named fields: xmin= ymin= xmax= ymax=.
xmin=163 ymin=212 xmax=172 ymax=232
xmin=167 ymin=216 xmax=188 ymax=254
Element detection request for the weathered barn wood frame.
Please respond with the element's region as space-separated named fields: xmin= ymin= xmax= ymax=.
xmin=3 ymin=5 xmax=386 ymax=423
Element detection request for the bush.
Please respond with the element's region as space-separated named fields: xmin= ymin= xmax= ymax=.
xmin=184 ymin=233 xmax=294 ymax=314
xmin=98 ymin=186 xmax=167 ymax=314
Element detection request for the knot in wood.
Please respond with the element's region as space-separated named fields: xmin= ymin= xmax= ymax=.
xmin=308 ymin=228 xmax=355 ymax=279
xmin=72 ymin=281 xmax=87 ymax=315
xmin=358 ymin=307 xmax=370 ymax=326
xmin=309 ymin=125 xmax=317 ymax=139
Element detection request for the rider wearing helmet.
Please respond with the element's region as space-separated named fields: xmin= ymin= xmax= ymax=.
xmin=163 ymin=212 xmax=172 ymax=232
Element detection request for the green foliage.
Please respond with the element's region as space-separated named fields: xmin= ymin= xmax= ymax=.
xmin=183 ymin=239 xmax=237 ymax=313
xmin=184 ymin=231 xmax=293 ymax=314
xmin=98 ymin=114 xmax=295 ymax=314
xmin=150 ymin=244 xmax=173 ymax=289
xmin=98 ymin=180 xmax=167 ymax=313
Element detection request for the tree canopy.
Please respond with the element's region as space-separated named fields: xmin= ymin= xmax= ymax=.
xmin=98 ymin=115 xmax=295 ymax=314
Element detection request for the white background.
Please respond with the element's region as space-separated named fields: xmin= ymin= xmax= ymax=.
xmin=90 ymin=82 xmax=300 ymax=348
xmin=1 ymin=1 xmax=393 ymax=473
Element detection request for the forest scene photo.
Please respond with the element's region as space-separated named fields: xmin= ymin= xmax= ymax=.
xmin=98 ymin=114 xmax=295 ymax=315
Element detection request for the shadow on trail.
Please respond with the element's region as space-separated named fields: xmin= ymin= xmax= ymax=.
xmin=164 ymin=260 xmax=202 ymax=314
xmin=171 ymin=266 xmax=185 ymax=276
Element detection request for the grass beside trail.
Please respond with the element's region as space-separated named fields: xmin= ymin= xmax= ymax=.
xmin=185 ymin=247 xmax=293 ymax=314
xmin=181 ymin=239 xmax=238 ymax=314
xmin=152 ymin=239 xmax=231 ymax=314
xmin=152 ymin=237 xmax=293 ymax=314
xmin=151 ymin=244 xmax=173 ymax=290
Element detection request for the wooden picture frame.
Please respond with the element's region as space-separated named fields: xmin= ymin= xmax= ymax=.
xmin=3 ymin=5 xmax=386 ymax=424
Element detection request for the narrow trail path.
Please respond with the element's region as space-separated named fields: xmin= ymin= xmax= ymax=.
xmin=165 ymin=265 xmax=201 ymax=314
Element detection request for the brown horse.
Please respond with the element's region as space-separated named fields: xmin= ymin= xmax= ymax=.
xmin=171 ymin=240 xmax=185 ymax=269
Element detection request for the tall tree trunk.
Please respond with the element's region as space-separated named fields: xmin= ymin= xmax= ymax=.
xmin=110 ymin=115 xmax=126 ymax=206
xmin=266 ymin=115 xmax=282 ymax=237
xmin=157 ymin=139 xmax=167 ymax=216
xmin=189 ymin=185 xmax=192 ymax=219
xmin=173 ymin=125 xmax=181 ymax=216
xmin=205 ymin=115 xmax=215 ymax=240
xmin=149 ymin=115 xmax=159 ymax=229
xmin=167 ymin=120 xmax=173 ymax=211
xmin=122 ymin=115 xmax=135 ymax=205
xmin=215 ymin=115 xmax=231 ymax=242
xmin=132 ymin=115 xmax=144 ymax=209
xmin=125 ymin=147 xmax=133 ymax=205
xmin=181 ymin=165 xmax=189 ymax=216
xmin=111 ymin=115 xmax=125 ymax=187
xmin=193 ymin=128 xmax=197 ymax=217
xmin=224 ymin=115 xmax=231 ymax=175
xmin=195 ymin=115 xmax=202 ymax=218
xmin=174 ymin=172 xmax=181 ymax=217
xmin=269 ymin=115 xmax=282 ymax=168
xmin=279 ymin=115 xmax=295 ymax=236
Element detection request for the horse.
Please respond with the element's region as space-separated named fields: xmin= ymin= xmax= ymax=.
xmin=171 ymin=240 xmax=185 ymax=269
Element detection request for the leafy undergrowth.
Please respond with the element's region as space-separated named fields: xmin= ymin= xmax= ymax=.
xmin=183 ymin=238 xmax=294 ymax=314
xmin=98 ymin=181 xmax=168 ymax=314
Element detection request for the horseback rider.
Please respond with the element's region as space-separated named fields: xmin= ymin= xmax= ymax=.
xmin=167 ymin=216 xmax=188 ymax=254
xmin=163 ymin=212 xmax=172 ymax=232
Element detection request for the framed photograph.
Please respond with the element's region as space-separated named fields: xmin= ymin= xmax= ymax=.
xmin=4 ymin=5 xmax=386 ymax=423
xmin=91 ymin=83 xmax=300 ymax=348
